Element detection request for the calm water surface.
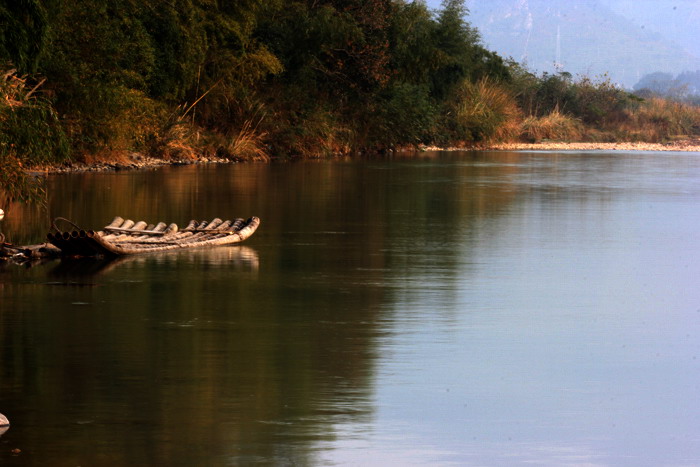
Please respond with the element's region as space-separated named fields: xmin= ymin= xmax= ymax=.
xmin=1 ymin=151 xmax=700 ymax=466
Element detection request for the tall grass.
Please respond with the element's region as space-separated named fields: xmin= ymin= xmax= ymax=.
xmin=519 ymin=109 xmax=584 ymax=142
xmin=515 ymin=97 xmax=700 ymax=144
xmin=449 ymin=78 xmax=521 ymax=143
xmin=155 ymin=107 xmax=201 ymax=161
xmin=154 ymin=99 xmax=274 ymax=162
xmin=621 ymin=97 xmax=700 ymax=142
xmin=223 ymin=117 xmax=270 ymax=161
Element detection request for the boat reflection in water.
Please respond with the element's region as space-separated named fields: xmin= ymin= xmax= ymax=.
xmin=46 ymin=245 xmax=260 ymax=279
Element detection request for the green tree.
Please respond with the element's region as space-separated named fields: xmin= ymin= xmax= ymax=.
xmin=430 ymin=0 xmax=509 ymax=99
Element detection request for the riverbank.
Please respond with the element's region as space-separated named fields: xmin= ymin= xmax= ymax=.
xmin=31 ymin=153 xmax=234 ymax=175
xmin=29 ymin=138 xmax=700 ymax=175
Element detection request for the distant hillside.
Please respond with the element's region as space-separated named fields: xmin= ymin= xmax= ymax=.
xmin=634 ymin=70 xmax=700 ymax=99
xmin=598 ymin=0 xmax=700 ymax=59
xmin=462 ymin=0 xmax=700 ymax=88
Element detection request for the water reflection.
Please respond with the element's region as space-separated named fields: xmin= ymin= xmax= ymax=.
xmin=2 ymin=151 xmax=700 ymax=465
xmin=43 ymin=246 xmax=260 ymax=280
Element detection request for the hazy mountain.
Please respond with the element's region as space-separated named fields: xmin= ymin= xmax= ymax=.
xmin=598 ymin=0 xmax=700 ymax=59
xmin=434 ymin=0 xmax=700 ymax=88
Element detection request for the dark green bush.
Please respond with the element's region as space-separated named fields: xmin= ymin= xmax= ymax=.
xmin=372 ymin=83 xmax=438 ymax=146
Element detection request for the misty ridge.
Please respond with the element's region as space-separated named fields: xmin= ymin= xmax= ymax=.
xmin=459 ymin=0 xmax=700 ymax=94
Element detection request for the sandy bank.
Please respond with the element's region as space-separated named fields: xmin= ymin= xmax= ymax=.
xmin=486 ymin=139 xmax=700 ymax=152
xmin=421 ymin=139 xmax=700 ymax=153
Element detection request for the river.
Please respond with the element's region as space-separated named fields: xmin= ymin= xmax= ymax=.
xmin=1 ymin=150 xmax=699 ymax=466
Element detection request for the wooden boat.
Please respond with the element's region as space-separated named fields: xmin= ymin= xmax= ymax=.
xmin=44 ymin=216 xmax=260 ymax=257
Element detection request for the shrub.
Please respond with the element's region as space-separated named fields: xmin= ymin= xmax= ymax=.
xmin=512 ymin=70 xmax=638 ymax=124
xmin=568 ymin=75 xmax=636 ymax=126
xmin=299 ymin=112 xmax=354 ymax=158
xmin=0 ymin=69 xmax=64 ymax=203
xmin=59 ymin=82 xmax=166 ymax=160
xmin=365 ymin=82 xmax=437 ymax=147
xmin=0 ymin=151 xmax=45 ymax=205
xmin=0 ymin=69 xmax=69 ymax=166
